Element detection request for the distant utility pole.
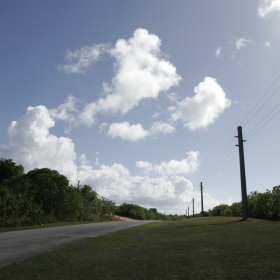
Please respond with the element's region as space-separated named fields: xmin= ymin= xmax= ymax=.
xmin=200 ymin=182 xmax=204 ymax=216
xmin=235 ymin=126 xmax=248 ymax=220
xmin=192 ymin=198 xmax=194 ymax=217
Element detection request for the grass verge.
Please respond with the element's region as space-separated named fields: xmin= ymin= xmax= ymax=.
xmin=1 ymin=217 xmax=280 ymax=279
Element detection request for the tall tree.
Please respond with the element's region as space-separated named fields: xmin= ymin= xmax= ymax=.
xmin=0 ymin=158 xmax=24 ymax=185
xmin=26 ymin=168 xmax=70 ymax=220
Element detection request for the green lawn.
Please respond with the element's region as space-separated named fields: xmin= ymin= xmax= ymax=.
xmin=1 ymin=217 xmax=280 ymax=280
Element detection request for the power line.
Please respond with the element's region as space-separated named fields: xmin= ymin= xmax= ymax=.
xmin=203 ymin=130 xmax=236 ymax=184
xmin=245 ymin=100 xmax=280 ymax=139
xmin=241 ymin=74 xmax=280 ymax=127
xmin=206 ymin=149 xmax=238 ymax=187
xmin=243 ymin=84 xmax=280 ymax=128
xmin=203 ymin=74 xmax=280 ymax=189
xmin=246 ymin=109 xmax=280 ymax=141
xmin=205 ymin=145 xmax=236 ymax=185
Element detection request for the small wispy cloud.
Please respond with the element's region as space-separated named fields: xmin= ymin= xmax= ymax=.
xmin=235 ymin=38 xmax=251 ymax=50
xmin=58 ymin=44 xmax=110 ymax=74
xmin=150 ymin=122 xmax=176 ymax=135
xmin=99 ymin=123 xmax=108 ymax=133
xmin=167 ymin=92 xmax=179 ymax=102
xmin=152 ymin=112 xmax=161 ymax=118
xmin=215 ymin=47 xmax=222 ymax=57
xmin=95 ymin=152 xmax=100 ymax=166
xmin=49 ymin=95 xmax=79 ymax=123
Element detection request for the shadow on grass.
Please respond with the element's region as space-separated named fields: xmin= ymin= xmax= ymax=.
xmin=210 ymin=219 xmax=244 ymax=225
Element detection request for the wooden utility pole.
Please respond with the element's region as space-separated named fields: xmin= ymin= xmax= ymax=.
xmin=235 ymin=126 xmax=248 ymax=220
xmin=192 ymin=198 xmax=194 ymax=217
xmin=200 ymin=182 xmax=204 ymax=216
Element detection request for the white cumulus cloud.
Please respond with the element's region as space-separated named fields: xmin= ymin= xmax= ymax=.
xmin=106 ymin=121 xmax=176 ymax=142
xmin=136 ymin=151 xmax=200 ymax=177
xmin=107 ymin=122 xmax=150 ymax=142
xmin=0 ymin=108 xmax=223 ymax=214
xmin=135 ymin=161 xmax=154 ymax=173
xmin=154 ymin=151 xmax=200 ymax=176
xmin=169 ymin=77 xmax=231 ymax=130
xmin=79 ymin=154 xmax=90 ymax=165
xmin=58 ymin=29 xmax=181 ymax=126
xmin=0 ymin=106 xmax=77 ymax=179
xmin=258 ymin=0 xmax=280 ymax=17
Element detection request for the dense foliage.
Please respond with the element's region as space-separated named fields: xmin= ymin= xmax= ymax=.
xmin=0 ymin=158 xmax=117 ymax=227
xmin=208 ymin=186 xmax=280 ymax=220
xmin=116 ymin=203 xmax=185 ymax=221
xmin=0 ymin=158 xmax=185 ymax=227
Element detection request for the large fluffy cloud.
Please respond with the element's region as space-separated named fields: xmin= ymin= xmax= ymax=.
xmin=258 ymin=0 xmax=280 ymax=18
xmin=0 ymin=106 xmax=77 ymax=179
xmin=0 ymin=107 xmax=225 ymax=214
xmin=103 ymin=28 xmax=181 ymax=115
xmin=169 ymin=77 xmax=231 ymax=130
xmin=57 ymin=29 xmax=181 ymax=125
xmin=55 ymin=30 xmax=230 ymax=134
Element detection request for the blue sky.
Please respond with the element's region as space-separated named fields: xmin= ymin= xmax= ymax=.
xmin=1 ymin=0 xmax=280 ymax=214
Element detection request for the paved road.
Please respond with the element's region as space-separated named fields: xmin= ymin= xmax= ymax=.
xmin=0 ymin=221 xmax=153 ymax=267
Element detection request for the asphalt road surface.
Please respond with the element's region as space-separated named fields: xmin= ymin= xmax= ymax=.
xmin=0 ymin=221 xmax=154 ymax=267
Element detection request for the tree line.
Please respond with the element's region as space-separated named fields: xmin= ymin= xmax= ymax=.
xmin=206 ymin=185 xmax=280 ymax=220
xmin=0 ymin=158 xmax=185 ymax=227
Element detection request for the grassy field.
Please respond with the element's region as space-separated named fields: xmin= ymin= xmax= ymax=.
xmin=1 ymin=217 xmax=280 ymax=280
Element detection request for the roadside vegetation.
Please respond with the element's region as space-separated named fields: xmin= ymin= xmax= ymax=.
xmin=1 ymin=217 xmax=280 ymax=279
xmin=0 ymin=158 xmax=184 ymax=227
xmin=1 ymin=158 xmax=279 ymax=228
xmin=206 ymin=185 xmax=280 ymax=220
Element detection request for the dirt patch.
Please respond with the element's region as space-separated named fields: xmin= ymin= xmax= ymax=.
xmin=112 ymin=216 xmax=136 ymax=221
